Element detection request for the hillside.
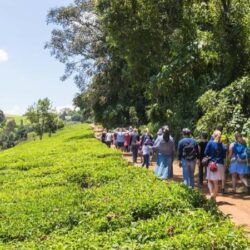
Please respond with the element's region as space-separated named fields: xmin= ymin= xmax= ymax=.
xmin=5 ymin=114 xmax=28 ymax=125
xmin=0 ymin=124 xmax=248 ymax=249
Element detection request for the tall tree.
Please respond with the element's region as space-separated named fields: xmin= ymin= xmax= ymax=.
xmin=47 ymin=0 xmax=250 ymax=138
xmin=26 ymin=98 xmax=55 ymax=139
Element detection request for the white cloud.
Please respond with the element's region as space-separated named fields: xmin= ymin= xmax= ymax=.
xmin=56 ymin=105 xmax=75 ymax=113
xmin=0 ymin=49 xmax=8 ymax=62
xmin=5 ymin=105 xmax=25 ymax=115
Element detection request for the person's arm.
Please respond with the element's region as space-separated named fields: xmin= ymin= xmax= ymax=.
xmin=152 ymin=137 xmax=160 ymax=152
xmin=228 ymin=143 xmax=233 ymax=160
xmin=204 ymin=141 xmax=210 ymax=157
xmin=195 ymin=143 xmax=199 ymax=159
xmin=137 ymin=134 xmax=140 ymax=142
xmin=178 ymin=141 xmax=182 ymax=160
xmin=177 ymin=140 xmax=183 ymax=166
xmin=172 ymin=140 xmax=176 ymax=159
xmin=140 ymin=135 xmax=145 ymax=147
xmin=198 ymin=143 xmax=201 ymax=158
xmin=222 ymin=143 xmax=227 ymax=160
xmin=129 ymin=134 xmax=133 ymax=146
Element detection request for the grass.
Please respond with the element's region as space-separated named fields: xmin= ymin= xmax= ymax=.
xmin=0 ymin=124 xmax=248 ymax=249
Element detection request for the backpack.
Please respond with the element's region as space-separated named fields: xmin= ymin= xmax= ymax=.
xmin=182 ymin=141 xmax=197 ymax=160
xmin=233 ymin=143 xmax=248 ymax=162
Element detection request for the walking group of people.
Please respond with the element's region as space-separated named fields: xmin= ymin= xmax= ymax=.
xmin=101 ymin=127 xmax=154 ymax=168
xmin=101 ymin=125 xmax=250 ymax=200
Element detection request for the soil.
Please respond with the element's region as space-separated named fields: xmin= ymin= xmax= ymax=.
xmin=93 ymin=125 xmax=250 ymax=237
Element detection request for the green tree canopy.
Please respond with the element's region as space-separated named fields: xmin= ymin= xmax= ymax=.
xmin=47 ymin=0 xmax=250 ymax=139
xmin=26 ymin=98 xmax=62 ymax=139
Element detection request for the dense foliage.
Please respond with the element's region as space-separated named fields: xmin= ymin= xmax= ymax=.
xmin=196 ymin=76 xmax=250 ymax=135
xmin=0 ymin=124 xmax=248 ymax=249
xmin=47 ymin=0 xmax=250 ymax=139
xmin=0 ymin=112 xmax=29 ymax=150
xmin=59 ymin=107 xmax=84 ymax=122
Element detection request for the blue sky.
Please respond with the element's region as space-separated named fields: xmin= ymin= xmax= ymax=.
xmin=0 ymin=0 xmax=79 ymax=115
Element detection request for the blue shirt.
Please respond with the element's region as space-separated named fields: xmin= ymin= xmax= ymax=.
xmin=116 ymin=132 xmax=125 ymax=143
xmin=204 ymin=141 xmax=227 ymax=164
xmin=232 ymin=142 xmax=248 ymax=160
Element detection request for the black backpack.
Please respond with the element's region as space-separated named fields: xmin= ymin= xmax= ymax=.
xmin=182 ymin=141 xmax=197 ymax=160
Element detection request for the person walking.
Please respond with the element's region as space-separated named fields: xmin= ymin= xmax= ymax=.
xmin=204 ymin=130 xmax=227 ymax=200
xmin=153 ymin=126 xmax=175 ymax=180
xmin=116 ymin=128 xmax=125 ymax=150
xmin=210 ymin=127 xmax=228 ymax=194
xmin=178 ymin=128 xmax=199 ymax=188
xmin=113 ymin=129 xmax=118 ymax=148
xmin=141 ymin=138 xmax=153 ymax=168
xmin=153 ymin=128 xmax=163 ymax=171
xmin=198 ymin=132 xmax=209 ymax=188
xmin=101 ymin=129 xmax=107 ymax=144
xmin=140 ymin=128 xmax=153 ymax=147
xmin=229 ymin=133 xmax=250 ymax=194
xmin=105 ymin=130 xmax=113 ymax=148
xmin=130 ymin=128 xmax=140 ymax=164
xmin=124 ymin=129 xmax=131 ymax=152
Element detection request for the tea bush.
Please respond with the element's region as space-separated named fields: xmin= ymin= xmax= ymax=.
xmin=0 ymin=124 xmax=248 ymax=249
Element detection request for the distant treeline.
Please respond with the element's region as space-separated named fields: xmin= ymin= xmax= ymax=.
xmin=0 ymin=98 xmax=83 ymax=150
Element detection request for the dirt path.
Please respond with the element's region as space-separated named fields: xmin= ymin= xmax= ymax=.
xmin=93 ymin=125 xmax=250 ymax=236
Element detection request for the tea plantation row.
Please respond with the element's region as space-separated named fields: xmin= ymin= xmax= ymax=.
xmin=0 ymin=124 xmax=248 ymax=249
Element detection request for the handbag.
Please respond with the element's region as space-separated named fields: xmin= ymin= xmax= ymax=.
xmin=201 ymin=156 xmax=210 ymax=167
xmin=208 ymin=161 xmax=217 ymax=172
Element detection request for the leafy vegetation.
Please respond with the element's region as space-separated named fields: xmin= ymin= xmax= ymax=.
xmin=196 ymin=76 xmax=250 ymax=136
xmin=47 ymin=0 xmax=250 ymax=140
xmin=0 ymin=124 xmax=248 ymax=249
xmin=0 ymin=111 xmax=29 ymax=150
xmin=26 ymin=98 xmax=64 ymax=140
xmin=59 ymin=107 xmax=84 ymax=123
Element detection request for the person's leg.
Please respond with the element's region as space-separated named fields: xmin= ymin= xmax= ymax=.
xmin=232 ymin=173 xmax=237 ymax=192
xmin=208 ymin=180 xmax=214 ymax=197
xmin=132 ymin=145 xmax=136 ymax=163
xmin=239 ymin=175 xmax=249 ymax=187
xmin=241 ymin=175 xmax=250 ymax=194
xmin=134 ymin=146 xmax=138 ymax=163
xmin=140 ymin=149 xmax=143 ymax=164
xmin=220 ymin=165 xmax=225 ymax=193
xmin=188 ymin=160 xmax=196 ymax=188
xmin=181 ymin=160 xmax=189 ymax=186
xmin=141 ymin=155 xmax=146 ymax=167
xmin=156 ymin=154 xmax=164 ymax=177
xmin=161 ymin=155 xmax=169 ymax=179
xmin=154 ymin=153 xmax=160 ymax=175
xmin=198 ymin=160 xmax=203 ymax=187
xmin=168 ymin=157 xmax=173 ymax=178
xmin=146 ymin=154 xmax=150 ymax=168
xmin=213 ymin=180 xmax=219 ymax=199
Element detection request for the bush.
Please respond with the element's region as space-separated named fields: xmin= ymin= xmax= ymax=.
xmin=0 ymin=124 xmax=248 ymax=249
